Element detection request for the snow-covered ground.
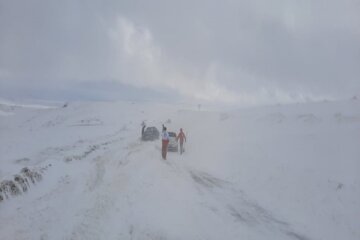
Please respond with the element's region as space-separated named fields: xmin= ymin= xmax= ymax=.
xmin=0 ymin=99 xmax=359 ymax=240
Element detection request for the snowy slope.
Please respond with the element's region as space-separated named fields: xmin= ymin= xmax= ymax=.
xmin=0 ymin=100 xmax=359 ymax=240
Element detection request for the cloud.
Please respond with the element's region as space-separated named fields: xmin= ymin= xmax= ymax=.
xmin=109 ymin=17 xmax=242 ymax=103
xmin=0 ymin=0 xmax=359 ymax=105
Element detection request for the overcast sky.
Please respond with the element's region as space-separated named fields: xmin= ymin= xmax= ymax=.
xmin=0 ymin=0 xmax=359 ymax=105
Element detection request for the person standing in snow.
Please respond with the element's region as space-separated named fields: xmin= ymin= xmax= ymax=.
xmin=176 ymin=128 xmax=186 ymax=155
xmin=141 ymin=121 xmax=146 ymax=139
xmin=161 ymin=126 xmax=170 ymax=160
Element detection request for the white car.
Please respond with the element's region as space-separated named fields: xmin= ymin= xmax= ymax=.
xmin=167 ymin=132 xmax=178 ymax=152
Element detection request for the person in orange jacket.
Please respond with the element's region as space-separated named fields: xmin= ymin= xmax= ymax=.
xmin=176 ymin=128 xmax=186 ymax=154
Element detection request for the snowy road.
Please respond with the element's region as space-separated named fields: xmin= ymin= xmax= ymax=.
xmin=0 ymin=101 xmax=359 ymax=240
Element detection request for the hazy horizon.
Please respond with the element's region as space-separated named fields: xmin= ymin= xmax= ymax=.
xmin=1 ymin=0 xmax=359 ymax=106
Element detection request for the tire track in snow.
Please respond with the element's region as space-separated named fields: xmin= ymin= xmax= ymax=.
xmin=66 ymin=155 xmax=118 ymax=239
xmin=68 ymin=193 xmax=114 ymax=240
xmin=66 ymin=138 xmax=134 ymax=239
xmin=31 ymin=126 xmax=128 ymax=165
xmin=189 ymin=169 xmax=312 ymax=240
xmin=6 ymin=127 xmax=130 ymax=240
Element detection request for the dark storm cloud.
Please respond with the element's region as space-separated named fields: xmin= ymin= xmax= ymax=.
xmin=1 ymin=0 xmax=359 ymax=104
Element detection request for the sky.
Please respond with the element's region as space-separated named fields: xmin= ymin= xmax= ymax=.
xmin=0 ymin=0 xmax=359 ymax=105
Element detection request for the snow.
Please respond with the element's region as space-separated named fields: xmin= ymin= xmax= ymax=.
xmin=0 ymin=99 xmax=359 ymax=240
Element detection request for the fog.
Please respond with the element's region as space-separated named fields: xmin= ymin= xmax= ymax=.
xmin=1 ymin=0 xmax=359 ymax=105
xmin=1 ymin=2 xmax=360 ymax=239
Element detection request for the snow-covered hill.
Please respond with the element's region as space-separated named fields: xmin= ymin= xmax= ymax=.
xmin=0 ymin=99 xmax=359 ymax=240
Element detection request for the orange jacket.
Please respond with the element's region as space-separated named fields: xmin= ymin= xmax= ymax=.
xmin=176 ymin=131 xmax=186 ymax=143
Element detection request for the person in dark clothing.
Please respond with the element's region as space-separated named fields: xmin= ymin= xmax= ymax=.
xmin=141 ymin=121 xmax=146 ymax=137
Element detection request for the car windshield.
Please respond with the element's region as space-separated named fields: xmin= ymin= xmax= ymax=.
xmin=168 ymin=132 xmax=176 ymax=137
